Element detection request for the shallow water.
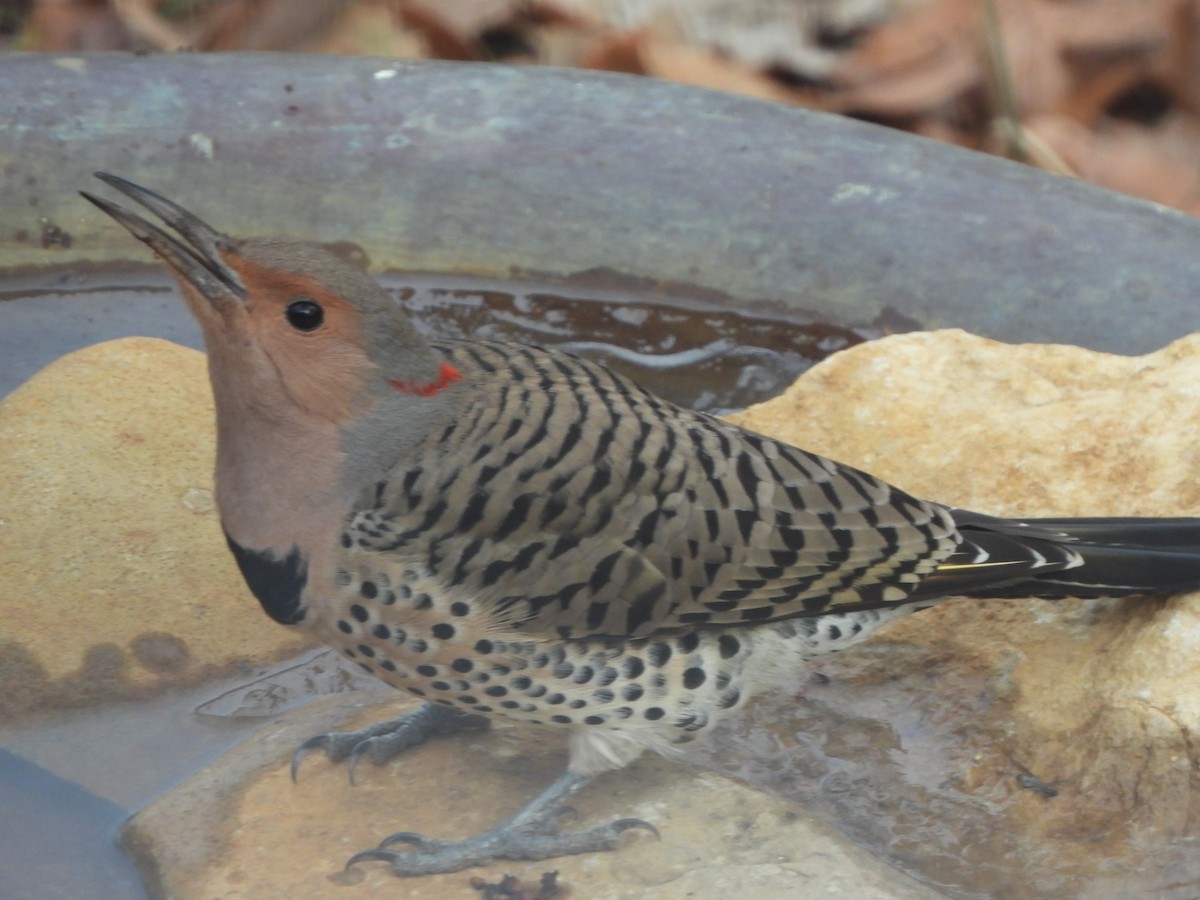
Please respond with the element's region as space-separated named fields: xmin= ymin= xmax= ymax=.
xmin=0 ymin=263 xmax=873 ymax=406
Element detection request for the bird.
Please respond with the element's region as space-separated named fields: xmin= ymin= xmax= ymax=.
xmin=83 ymin=173 xmax=1200 ymax=878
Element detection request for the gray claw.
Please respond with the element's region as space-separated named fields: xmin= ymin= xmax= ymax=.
xmin=378 ymin=831 xmax=432 ymax=849
xmin=290 ymin=734 xmax=332 ymax=783
xmin=612 ymin=817 xmax=660 ymax=839
xmin=290 ymin=703 xmax=490 ymax=784
xmin=345 ymin=739 xmax=370 ymax=786
xmin=345 ymin=848 xmax=402 ymax=870
xmin=344 ymin=773 xmax=655 ymax=877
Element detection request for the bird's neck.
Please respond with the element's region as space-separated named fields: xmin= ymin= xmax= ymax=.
xmin=213 ymin=410 xmax=347 ymax=559
xmin=212 ymin=385 xmax=461 ymax=555
xmin=336 ymin=384 xmax=462 ymax=496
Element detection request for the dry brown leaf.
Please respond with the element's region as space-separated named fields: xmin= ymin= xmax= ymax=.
xmin=1164 ymin=0 xmax=1200 ymax=114
xmin=829 ymin=0 xmax=1071 ymax=120
xmin=584 ymin=30 xmax=815 ymax=106
xmin=827 ymin=0 xmax=979 ymax=115
xmin=1040 ymin=0 xmax=1180 ymax=57
xmin=396 ymin=0 xmax=521 ymax=60
xmin=317 ymin=0 xmax=425 ymax=57
xmin=639 ymin=37 xmax=822 ymax=105
xmin=833 ymin=0 xmax=974 ymax=84
xmin=1054 ymin=56 xmax=1158 ymax=122
xmin=577 ymin=28 xmax=646 ymax=74
xmin=194 ymin=0 xmax=351 ymax=51
xmin=109 ymin=0 xmax=187 ymax=50
xmin=991 ymin=0 xmax=1071 ymax=118
xmin=25 ymin=0 xmax=127 ymax=51
xmin=520 ymin=19 xmax=601 ymax=67
xmin=910 ymin=117 xmax=976 ymax=147
xmin=549 ymin=0 xmax=883 ymax=80
xmin=400 ymin=0 xmax=517 ymax=40
xmin=1026 ymin=111 xmax=1200 ymax=213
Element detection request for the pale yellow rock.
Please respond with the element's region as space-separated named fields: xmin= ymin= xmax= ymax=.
xmin=0 ymin=338 xmax=314 ymax=720
xmin=731 ymin=329 xmax=1200 ymax=848
xmin=731 ymin=329 xmax=1200 ymax=517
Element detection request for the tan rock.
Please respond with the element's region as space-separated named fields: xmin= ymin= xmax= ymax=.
xmin=124 ymin=693 xmax=942 ymax=900
xmin=0 ymin=338 xmax=314 ymax=721
xmin=731 ymin=328 xmax=1200 ymax=518
xmin=730 ymin=329 xmax=1200 ymax=861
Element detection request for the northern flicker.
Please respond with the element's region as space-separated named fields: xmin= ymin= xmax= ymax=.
xmin=84 ymin=173 xmax=1200 ymax=877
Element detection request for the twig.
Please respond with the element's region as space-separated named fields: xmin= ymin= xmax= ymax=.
xmin=979 ymin=0 xmax=1025 ymax=163
xmin=111 ymin=0 xmax=190 ymax=50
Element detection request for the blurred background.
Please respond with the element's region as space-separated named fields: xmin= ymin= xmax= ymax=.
xmin=5 ymin=5 xmax=1200 ymax=898
xmin=3 ymin=0 xmax=1199 ymax=216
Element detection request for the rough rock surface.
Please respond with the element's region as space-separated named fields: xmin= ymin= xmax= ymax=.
xmin=727 ymin=329 xmax=1200 ymax=891
xmin=0 ymin=338 xmax=313 ymax=720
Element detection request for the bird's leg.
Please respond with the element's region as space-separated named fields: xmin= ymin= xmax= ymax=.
xmin=347 ymin=770 xmax=657 ymax=877
xmin=292 ymin=701 xmax=489 ymax=784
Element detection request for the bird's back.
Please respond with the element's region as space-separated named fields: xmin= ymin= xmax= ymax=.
xmin=352 ymin=339 xmax=961 ymax=643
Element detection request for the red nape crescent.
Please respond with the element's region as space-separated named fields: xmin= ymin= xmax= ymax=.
xmin=389 ymin=360 xmax=462 ymax=396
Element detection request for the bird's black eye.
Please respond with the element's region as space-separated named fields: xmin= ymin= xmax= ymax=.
xmin=285 ymin=298 xmax=324 ymax=332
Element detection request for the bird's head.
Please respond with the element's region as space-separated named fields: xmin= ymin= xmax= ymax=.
xmin=82 ymin=173 xmax=454 ymax=428
xmin=83 ymin=173 xmax=464 ymax=545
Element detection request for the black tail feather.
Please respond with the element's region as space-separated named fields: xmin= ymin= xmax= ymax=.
xmin=912 ymin=510 xmax=1200 ymax=601
xmin=996 ymin=516 xmax=1200 ymax=551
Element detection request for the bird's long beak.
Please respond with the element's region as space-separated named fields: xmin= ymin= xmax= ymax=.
xmin=81 ymin=172 xmax=246 ymax=305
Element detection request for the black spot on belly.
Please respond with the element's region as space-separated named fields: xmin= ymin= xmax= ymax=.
xmin=224 ymin=532 xmax=307 ymax=625
xmin=647 ymin=642 xmax=671 ymax=666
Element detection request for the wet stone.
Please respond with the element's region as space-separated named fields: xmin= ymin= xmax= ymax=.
xmin=0 ymin=339 xmax=315 ymax=721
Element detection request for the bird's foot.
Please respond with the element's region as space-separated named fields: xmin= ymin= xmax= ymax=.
xmin=347 ymin=814 xmax=654 ymax=877
xmin=292 ymin=701 xmax=489 ymax=784
xmin=346 ymin=771 xmax=658 ymax=876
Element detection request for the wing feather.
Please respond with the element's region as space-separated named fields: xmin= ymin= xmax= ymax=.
xmin=360 ymin=342 xmax=960 ymax=639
